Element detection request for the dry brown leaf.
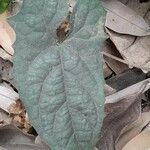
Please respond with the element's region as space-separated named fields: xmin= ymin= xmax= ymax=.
xmin=0 ymin=12 xmax=16 ymax=59
xmin=122 ymin=129 xmax=150 ymax=150
xmin=3 ymin=21 xmax=16 ymax=45
xmin=0 ymin=125 xmax=50 ymax=150
xmin=8 ymin=99 xmax=24 ymax=115
xmin=0 ymin=48 xmax=12 ymax=61
xmin=103 ymin=39 xmax=128 ymax=74
xmin=0 ymin=58 xmax=16 ymax=88
xmin=121 ymin=36 xmax=150 ymax=71
xmin=0 ymin=146 xmax=7 ymax=150
xmin=106 ymin=29 xmax=150 ymax=71
xmin=126 ymin=0 xmax=150 ymax=18
xmin=145 ymin=10 xmax=150 ymax=26
xmin=103 ymin=0 xmax=150 ymax=36
xmin=104 ymin=84 xmax=116 ymax=97
xmin=106 ymin=68 xmax=146 ymax=91
xmin=97 ymin=80 xmax=150 ymax=149
xmin=8 ymin=100 xmax=31 ymax=132
xmin=105 ymin=28 xmax=136 ymax=54
xmin=0 ymin=13 xmax=16 ymax=45
xmin=106 ymin=78 xmax=150 ymax=103
xmin=35 ymin=135 xmax=50 ymax=149
xmin=0 ymin=57 xmax=14 ymax=84
xmin=103 ymin=63 xmax=113 ymax=78
xmin=0 ymin=85 xmax=19 ymax=113
xmin=118 ymin=0 xmax=129 ymax=4
xmin=96 ymin=92 xmax=141 ymax=150
xmin=116 ymin=112 xmax=150 ymax=150
xmin=0 ymin=108 xmax=12 ymax=127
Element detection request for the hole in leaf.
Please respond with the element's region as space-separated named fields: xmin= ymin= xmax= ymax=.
xmin=56 ymin=17 xmax=70 ymax=43
xmin=56 ymin=0 xmax=76 ymax=43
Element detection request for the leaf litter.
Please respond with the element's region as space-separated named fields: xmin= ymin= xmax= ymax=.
xmin=0 ymin=0 xmax=149 ymax=150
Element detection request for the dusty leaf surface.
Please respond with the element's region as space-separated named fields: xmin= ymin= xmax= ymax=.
xmin=9 ymin=0 xmax=106 ymax=149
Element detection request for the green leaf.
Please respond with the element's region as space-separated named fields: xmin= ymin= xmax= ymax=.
xmin=9 ymin=0 xmax=106 ymax=149
xmin=0 ymin=0 xmax=10 ymax=14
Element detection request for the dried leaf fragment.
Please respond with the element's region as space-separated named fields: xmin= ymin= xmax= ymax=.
xmin=0 ymin=12 xmax=15 ymax=57
xmin=106 ymin=29 xmax=150 ymax=71
xmin=103 ymin=0 xmax=150 ymax=36
xmin=116 ymin=112 xmax=150 ymax=150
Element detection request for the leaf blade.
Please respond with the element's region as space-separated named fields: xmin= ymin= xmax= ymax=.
xmin=9 ymin=0 xmax=106 ymax=149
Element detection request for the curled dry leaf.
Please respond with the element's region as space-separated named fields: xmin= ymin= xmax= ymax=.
xmin=103 ymin=0 xmax=150 ymax=36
